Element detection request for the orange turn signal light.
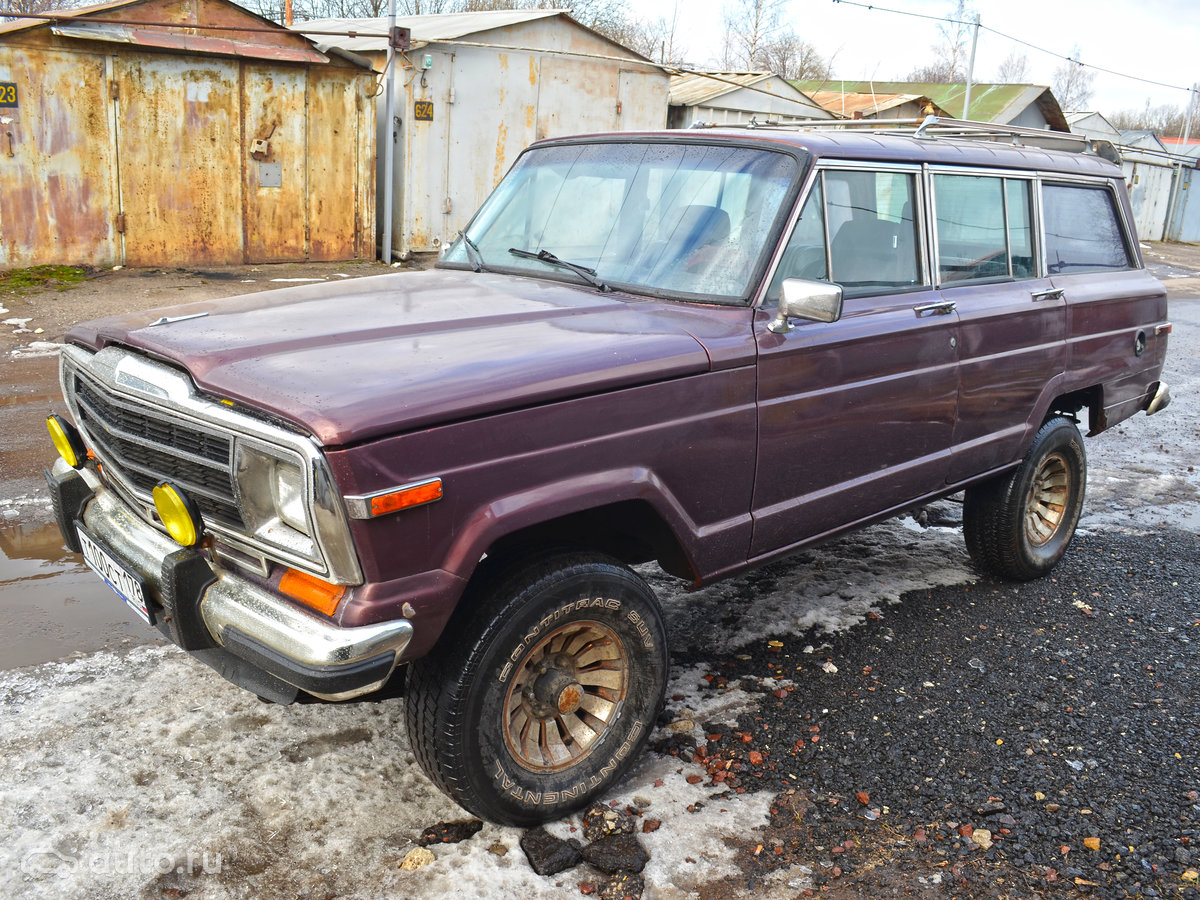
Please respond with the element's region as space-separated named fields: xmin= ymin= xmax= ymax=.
xmin=369 ymin=478 xmax=443 ymax=517
xmin=280 ymin=568 xmax=346 ymax=616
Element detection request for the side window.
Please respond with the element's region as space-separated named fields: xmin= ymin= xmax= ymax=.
xmin=1007 ymin=180 xmax=1034 ymax=277
xmin=933 ymin=174 xmax=1035 ymax=282
xmin=765 ymin=176 xmax=827 ymax=304
xmin=1043 ymin=183 xmax=1132 ymax=274
xmin=825 ymin=169 xmax=921 ymax=296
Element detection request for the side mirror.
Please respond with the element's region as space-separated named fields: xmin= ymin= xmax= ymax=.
xmin=767 ymin=279 xmax=844 ymax=334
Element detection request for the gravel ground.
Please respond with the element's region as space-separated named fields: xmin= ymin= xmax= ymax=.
xmin=663 ymin=523 xmax=1199 ymax=899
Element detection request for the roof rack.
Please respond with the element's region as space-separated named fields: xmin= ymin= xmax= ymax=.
xmin=702 ymin=114 xmax=1117 ymax=161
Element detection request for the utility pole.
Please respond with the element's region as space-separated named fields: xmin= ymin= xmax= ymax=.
xmin=1182 ymin=82 xmax=1198 ymax=147
xmin=381 ymin=0 xmax=397 ymax=264
xmin=1164 ymin=82 xmax=1197 ymax=241
xmin=962 ymin=13 xmax=980 ymax=121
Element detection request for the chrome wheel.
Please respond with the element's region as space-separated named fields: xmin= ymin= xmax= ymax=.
xmin=503 ymin=621 xmax=628 ymax=773
xmin=1024 ymin=452 xmax=1071 ymax=547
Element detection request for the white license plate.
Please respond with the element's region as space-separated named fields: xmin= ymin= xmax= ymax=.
xmin=77 ymin=526 xmax=152 ymax=625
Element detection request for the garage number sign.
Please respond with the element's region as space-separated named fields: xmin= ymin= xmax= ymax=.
xmin=414 ymin=100 xmax=433 ymax=121
xmin=0 ymin=83 xmax=17 ymax=107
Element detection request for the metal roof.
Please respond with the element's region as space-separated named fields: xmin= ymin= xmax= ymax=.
xmin=0 ymin=0 xmax=144 ymax=35
xmin=49 ymin=21 xmax=329 ymax=63
xmin=807 ymin=90 xmax=948 ymax=118
xmin=668 ymin=72 xmax=824 ymax=113
xmin=296 ymin=9 xmax=571 ymax=53
xmin=793 ymin=80 xmax=1069 ymax=132
xmin=0 ymin=0 xmax=361 ymax=66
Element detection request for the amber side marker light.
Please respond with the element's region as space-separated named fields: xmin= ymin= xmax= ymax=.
xmin=280 ymin=568 xmax=346 ymax=616
xmin=153 ymin=482 xmax=204 ymax=547
xmin=369 ymin=478 xmax=443 ymax=517
xmin=47 ymin=414 xmax=88 ymax=469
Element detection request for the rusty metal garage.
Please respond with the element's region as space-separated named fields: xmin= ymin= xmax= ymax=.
xmin=0 ymin=0 xmax=376 ymax=268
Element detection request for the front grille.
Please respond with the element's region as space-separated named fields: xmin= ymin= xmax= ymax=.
xmin=73 ymin=374 xmax=245 ymax=529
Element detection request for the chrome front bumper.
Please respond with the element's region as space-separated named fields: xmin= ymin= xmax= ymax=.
xmin=50 ymin=459 xmax=412 ymax=701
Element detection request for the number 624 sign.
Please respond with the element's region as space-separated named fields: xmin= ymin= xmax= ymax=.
xmin=0 ymin=83 xmax=17 ymax=107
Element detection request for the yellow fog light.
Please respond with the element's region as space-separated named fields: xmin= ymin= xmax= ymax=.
xmin=47 ymin=414 xmax=88 ymax=469
xmin=153 ymin=482 xmax=204 ymax=547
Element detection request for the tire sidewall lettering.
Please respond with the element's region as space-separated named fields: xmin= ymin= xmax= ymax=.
xmin=490 ymin=720 xmax=646 ymax=806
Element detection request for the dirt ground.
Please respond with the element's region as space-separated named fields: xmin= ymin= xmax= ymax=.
xmin=0 ymin=259 xmax=407 ymax=353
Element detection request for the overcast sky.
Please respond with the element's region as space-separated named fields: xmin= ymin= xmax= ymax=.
xmin=626 ymin=0 xmax=1199 ymax=118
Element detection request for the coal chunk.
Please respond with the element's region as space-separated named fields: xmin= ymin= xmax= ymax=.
xmin=581 ymin=833 xmax=650 ymax=874
xmin=519 ymin=827 xmax=582 ymax=876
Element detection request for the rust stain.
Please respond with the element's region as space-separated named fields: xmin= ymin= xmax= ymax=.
xmin=1 ymin=7 xmax=372 ymax=269
xmin=494 ymin=120 xmax=508 ymax=187
xmin=525 ymin=104 xmax=535 ymax=129
xmin=528 ymin=55 xmax=537 ymax=87
xmin=0 ymin=45 xmax=115 ymax=266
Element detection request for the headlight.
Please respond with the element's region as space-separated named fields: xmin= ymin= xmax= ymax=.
xmin=271 ymin=459 xmax=308 ymax=533
xmin=234 ymin=442 xmax=315 ymax=557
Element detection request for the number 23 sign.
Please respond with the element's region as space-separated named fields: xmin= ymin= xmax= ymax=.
xmin=0 ymin=83 xmax=17 ymax=108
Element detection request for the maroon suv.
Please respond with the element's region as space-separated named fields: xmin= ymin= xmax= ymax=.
xmin=46 ymin=129 xmax=1170 ymax=825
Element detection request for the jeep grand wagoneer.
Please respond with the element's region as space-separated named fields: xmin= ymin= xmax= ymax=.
xmin=47 ymin=126 xmax=1170 ymax=824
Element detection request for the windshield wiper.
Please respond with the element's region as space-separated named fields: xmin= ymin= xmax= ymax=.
xmin=460 ymin=232 xmax=485 ymax=272
xmin=508 ymin=247 xmax=611 ymax=292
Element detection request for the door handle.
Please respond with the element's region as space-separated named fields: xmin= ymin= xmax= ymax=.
xmin=913 ymin=300 xmax=956 ymax=317
xmin=1031 ymin=288 xmax=1064 ymax=302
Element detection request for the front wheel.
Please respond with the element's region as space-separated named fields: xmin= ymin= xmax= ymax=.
xmin=405 ymin=553 xmax=668 ymax=826
xmin=963 ymin=416 xmax=1087 ymax=581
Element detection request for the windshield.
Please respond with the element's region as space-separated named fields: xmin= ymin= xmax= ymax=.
xmin=442 ymin=141 xmax=801 ymax=303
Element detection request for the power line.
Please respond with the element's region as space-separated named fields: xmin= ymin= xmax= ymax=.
xmin=831 ymin=0 xmax=1195 ymax=97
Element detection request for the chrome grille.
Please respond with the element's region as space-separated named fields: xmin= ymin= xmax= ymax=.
xmin=73 ymin=374 xmax=245 ymax=529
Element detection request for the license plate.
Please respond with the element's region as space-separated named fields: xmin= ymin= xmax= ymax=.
xmin=77 ymin=525 xmax=153 ymax=625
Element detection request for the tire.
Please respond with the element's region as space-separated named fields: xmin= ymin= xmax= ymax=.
xmin=963 ymin=416 xmax=1086 ymax=582
xmin=404 ymin=552 xmax=668 ymax=826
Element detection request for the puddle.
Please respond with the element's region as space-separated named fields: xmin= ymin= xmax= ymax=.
xmin=0 ymin=520 xmax=154 ymax=669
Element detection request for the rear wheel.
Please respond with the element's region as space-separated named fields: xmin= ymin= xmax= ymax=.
xmin=405 ymin=552 xmax=668 ymax=826
xmin=963 ymin=416 xmax=1086 ymax=581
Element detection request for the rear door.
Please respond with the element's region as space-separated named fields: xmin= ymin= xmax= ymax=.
xmin=1043 ymin=179 xmax=1168 ymax=427
xmin=751 ymin=164 xmax=960 ymax=557
xmin=932 ymin=171 xmax=1068 ymax=483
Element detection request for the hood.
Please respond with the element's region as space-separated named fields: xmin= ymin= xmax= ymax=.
xmin=66 ymin=269 xmax=717 ymax=446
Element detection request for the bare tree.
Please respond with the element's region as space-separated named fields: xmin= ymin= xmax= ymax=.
xmin=906 ymin=0 xmax=975 ymax=82
xmin=1053 ymin=48 xmax=1096 ymax=111
xmin=1109 ymin=100 xmax=1200 ymax=140
xmin=759 ymin=33 xmax=831 ymax=81
xmin=606 ymin=10 xmax=687 ymax=66
xmin=1 ymin=0 xmax=85 ymax=19
xmin=721 ymin=0 xmax=779 ymax=71
xmin=995 ymin=49 xmax=1029 ymax=83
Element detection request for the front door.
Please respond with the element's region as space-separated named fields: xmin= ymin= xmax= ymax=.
xmin=751 ymin=166 xmax=960 ymax=558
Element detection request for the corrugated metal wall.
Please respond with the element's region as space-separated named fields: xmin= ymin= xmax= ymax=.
xmin=1168 ymin=168 xmax=1200 ymax=242
xmin=0 ymin=45 xmax=120 ymax=265
xmin=1123 ymin=158 xmax=1174 ymax=243
xmin=0 ymin=35 xmax=374 ymax=267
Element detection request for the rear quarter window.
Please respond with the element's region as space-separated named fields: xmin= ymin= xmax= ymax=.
xmin=1042 ymin=183 xmax=1132 ymax=275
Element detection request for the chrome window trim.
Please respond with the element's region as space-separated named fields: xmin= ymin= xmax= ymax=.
xmin=926 ymin=170 xmax=1039 ymax=287
xmin=60 ymin=344 xmax=363 ymax=585
xmin=1037 ymin=175 xmax=1139 ymax=273
xmin=756 ymin=160 xmax=930 ymax=309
